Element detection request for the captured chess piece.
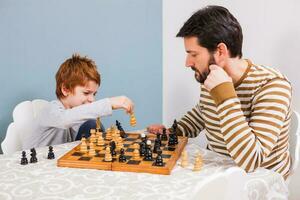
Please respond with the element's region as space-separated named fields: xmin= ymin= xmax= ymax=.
xmin=30 ymin=148 xmax=38 ymax=163
xmin=119 ymin=148 xmax=127 ymax=162
xmin=47 ymin=146 xmax=55 ymax=159
xmin=21 ymin=151 xmax=28 ymax=165
xmin=130 ymin=112 xmax=137 ymax=127
xmin=154 ymin=150 xmax=164 ymax=166
xmin=193 ymin=152 xmax=203 ymax=171
xmin=180 ymin=150 xmax=188 ymax=168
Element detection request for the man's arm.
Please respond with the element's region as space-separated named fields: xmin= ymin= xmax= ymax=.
xmin=176 ymin=102 xmax=206 ymax=138
xmin=210 ymin=78 xmax=292 ymax=172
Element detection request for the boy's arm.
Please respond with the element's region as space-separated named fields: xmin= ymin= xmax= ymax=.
xmin=210 ymin=78 xmax=292 ymax=172
xmin=39 ymin=98 xmax=112 ymax=129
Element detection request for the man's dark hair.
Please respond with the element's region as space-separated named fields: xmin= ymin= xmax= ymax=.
xmin=176 ymin=5 xmax=243 ymax=58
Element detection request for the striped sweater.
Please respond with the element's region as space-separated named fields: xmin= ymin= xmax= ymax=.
xmin=176 ymin=60 xmax=292 ymax=179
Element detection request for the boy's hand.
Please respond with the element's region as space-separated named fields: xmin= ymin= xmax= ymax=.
xmin=204 ymin=65 xmax=232 ymax=91
xmin=147 ymin=124 xmax=166 ymax=134
xmin=109 ymin=96 xmax=134 ymax=114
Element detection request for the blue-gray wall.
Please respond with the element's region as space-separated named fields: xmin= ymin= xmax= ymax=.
xmin=0 ymin=0 xmax=162 ymax=153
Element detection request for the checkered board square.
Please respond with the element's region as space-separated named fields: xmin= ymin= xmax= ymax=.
xmin=57 ymin=133 xmax=187 ymax=175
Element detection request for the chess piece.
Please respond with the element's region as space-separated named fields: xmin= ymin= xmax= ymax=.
xmin=80 ymin=137 xmax=88 ymax=152
xmin=133 ymin=143 xmax=140 ymax=160
xmin=90 ymin=129 xmax=97 ymax=143
xmin=156 ymin=134 xmax=162 ymax=146
xmin=110 ymin=141 xmax=117 ymax=156
xmin=47 ymin=146 xmax=55 ymax=159
xmin=140 ymin=133 xmax=147 ymax=144
xmin=30 ymin=148 xmax=38 ymax=163
xmin=104 ymin=146 xmax=112 ymax=162
xmin=89 ymin=142 xmax=96 ymax=156
xmin=161 ymin=128 xmax=168 ymax=141
xmin=153 ymin=138 xmax=161 ymax=153
xmin=139 ymin=141 xmax=146 ymax=156
xmin=116 ymin=120 xmax=127 ymax=138
xmin=105 ymin=128 xmax=112 ymax=140
xmin=116 ymin=137 xmax=124 ymax=151
xmin=20 ymin=151 xmax=28 ymax=165
xmin=144 ymin=140 xmax=153 ymax=161
xmin=180 ymin=150 xmax=188 ymax=168
xmin=119 ymin=148 xmax=127 ymax=162
xmin=154 ymin=150 xmax=164 ymax=166
xmin=193 ymin=152 xmax=203 ymax=171
xmin=130 ymin=113 xmax=137 ymax=127
xmin=168 ymin=133 xmax=175 ymax=146
xmin=171 ymin=120 xmax=179 ymax=144
xmin=96 ymin=117 xmax=103 ymax=132
xmin=97 ymin=132 xmax=105 ymax=146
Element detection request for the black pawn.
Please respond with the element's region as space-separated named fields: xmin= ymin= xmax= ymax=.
xmin=119 ymin=148 xmax=127 ymax=162
xmin=30 ymin=148 xmax=38 ymax=163
xmin=168 ymin=133 xmax=175 ymax=146
xmin=47 ymin=146 xmax=55 ymax=159
xmin=144 ymin=141 xmax=153 ymax=161
xmin=161 ymin=128 xmax=168 ymax=141
xmin=21 ymin=151 xmax=28 ymax=165
xmin=154 ymin=150 xmax=164 ymax=166
xmin=153 ymin=139 xmax=161 ymax=153
xmin=139 ymin=142 xmax=146 ymax=156
xmin=110 ymin=141 xmax=117 ymax=156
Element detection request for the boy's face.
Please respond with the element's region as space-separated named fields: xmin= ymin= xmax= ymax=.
xmin=62 ymin=80 xmax=98 ymax=109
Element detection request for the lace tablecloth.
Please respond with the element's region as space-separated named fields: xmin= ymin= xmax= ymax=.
xmin=0 ymin=138 xmax=288 ymax=200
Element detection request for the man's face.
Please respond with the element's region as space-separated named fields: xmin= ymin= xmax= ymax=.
xmin=184 ymin=37 xmax=215 ymax=83
xmin=63 ymin=80 xmax=98 ymax=108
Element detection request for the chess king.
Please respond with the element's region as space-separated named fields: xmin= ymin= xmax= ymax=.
xmin=148 ymin=5 xmax=292 ymax=179
xmin=23 ymin=54 xmax=135 ymax=149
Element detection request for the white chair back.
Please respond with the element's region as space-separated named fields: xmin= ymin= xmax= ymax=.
xmin=191 ymin=167 xmax=247 ymax=200
xmin=289 ymin=110 xmax=300 ymax=175
xmin=1 ymin=99 xmax=49 ymax=155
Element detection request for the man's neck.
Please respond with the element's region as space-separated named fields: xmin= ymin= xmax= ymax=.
xmin=223 ymin=58 xmax=249 ymax=85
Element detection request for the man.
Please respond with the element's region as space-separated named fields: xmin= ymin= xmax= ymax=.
xmin=148 ymin=5 xmax=292 ymax=179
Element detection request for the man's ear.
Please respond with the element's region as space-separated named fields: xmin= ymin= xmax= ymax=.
xmin=214 ymin=43 xmax=229 ymax=67
xmin=61 ymin=84 xmax=70 ymax=97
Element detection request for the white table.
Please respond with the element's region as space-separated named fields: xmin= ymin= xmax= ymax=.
xmin=0 ymin=138 xmax=288 ymax=200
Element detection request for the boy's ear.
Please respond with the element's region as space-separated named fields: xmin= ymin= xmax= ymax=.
xmin=61 ymin=85 xmax=70 ymax=97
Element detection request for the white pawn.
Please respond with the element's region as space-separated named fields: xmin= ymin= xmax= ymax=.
xmin=193 ymin=152 xmax=203 ymax=171
xmin=89 ymin=142 xmax=96 ymax=156
xmin=97 ymin=132 xmax=105 ymax=146
xmin=80 ymin=137 xmax=88 ymax=153
xmin=104 ymin=146 xmax=112 ymax=162
xmin=180 ymin=150 xmax=189 ymax=168
xmin=133 ymin=143 xmax=140 ymax=160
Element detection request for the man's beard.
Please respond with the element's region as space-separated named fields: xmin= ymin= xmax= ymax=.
xmin=192 ymin=53 xmax=216 ymax=83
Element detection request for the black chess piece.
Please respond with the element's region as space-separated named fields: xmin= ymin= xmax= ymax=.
xmin=154 ymin=150 xmax=164 ymax=166
xmin=156 ymin=134 xmax=162 ymax=146
xmin=110 ymin=141 xmax=117 ymax=156
xmin=47 ymin=146 xmax=55 ymax=159
xmin=168 ymin=133 xmax=175 ymax=146
xmin=161 ymin=128 xmax=168 ymax=141
xmin=116 ymin=120 xmax=128 ymax=138
xmin=172 ymin=119 xmax=178 ymax=131
xmin=20 ymin=151 xmax=28 ymax=165
xmin=119 ymin=148 xmax=127 ymax=162
xmin=30 ymin=148 xmax=38 ymax=163
xmin=141 ymin=134 xmax=148 ymax=144
xmin=174 ymin=133 xmax=178 ymax=145
xmin=153 ymin=139 xmax=161 ymax=153
xmin=144 ymin=141 xmax=153 ymax=161
xmin=139 ymin=141 xmax=146 ymax=156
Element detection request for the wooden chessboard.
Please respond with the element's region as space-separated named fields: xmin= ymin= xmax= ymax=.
xmin=57 ymin=133 xmax=187 ymax=175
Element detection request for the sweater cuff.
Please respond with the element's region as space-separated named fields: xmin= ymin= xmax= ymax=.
xmin=210 ymin=82 xmax=237 ymax=105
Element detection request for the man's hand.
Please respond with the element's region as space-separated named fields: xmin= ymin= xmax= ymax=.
xmin=109 ymin=96 xmax=134 ymax=114
xmin=204 ymin=65 xmax=232 ymax=91
xmin=147 ymin=124 xmax=166 ymax=134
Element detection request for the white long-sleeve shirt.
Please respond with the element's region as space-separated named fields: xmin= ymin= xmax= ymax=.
xmin=23 ymin=98 xmax=112 ymax=149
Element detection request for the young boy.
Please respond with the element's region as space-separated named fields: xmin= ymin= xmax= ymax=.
xmin=23 ymin=54 xmax=134 ymax=149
